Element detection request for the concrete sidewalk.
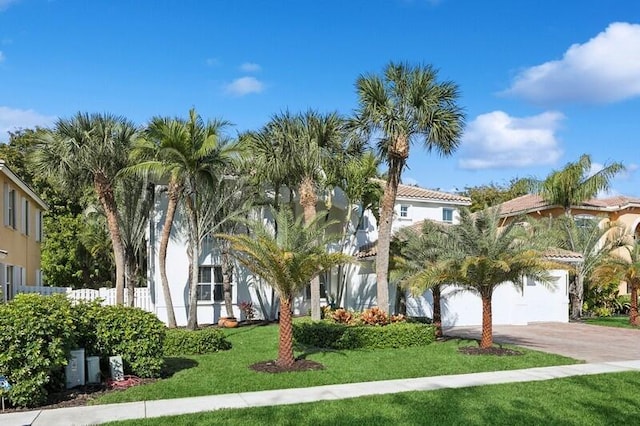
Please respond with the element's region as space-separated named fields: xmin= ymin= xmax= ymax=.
xmin=3 ymin=360 xmax=640 ymax=426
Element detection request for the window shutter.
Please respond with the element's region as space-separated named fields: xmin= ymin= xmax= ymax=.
xmin=3 ymin=184 xmax=8 ymax=226
xmin=35 ymin=209 xmax=41 ymax=241
xmin=21 ymin=197 xmax=26 ymax=234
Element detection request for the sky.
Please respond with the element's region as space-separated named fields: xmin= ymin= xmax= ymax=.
xmin=1 ymin=0 xmax=640 ymax=196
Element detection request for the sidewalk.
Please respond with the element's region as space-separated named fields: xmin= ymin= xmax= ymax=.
xmin=3 ymin=360 xmax=640 ymax=426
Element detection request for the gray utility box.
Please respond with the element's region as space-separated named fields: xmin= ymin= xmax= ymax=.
xmin=86 ymin=356 xmax=101 ymax=384
xmin=65 ymin=349 xmax=86 ymax=389
xmin=109 ymin=355 xmax=125 ymax=381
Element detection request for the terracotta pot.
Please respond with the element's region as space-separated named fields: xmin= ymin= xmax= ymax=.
xmin=218 ymin=317 xmax=239 ymax=328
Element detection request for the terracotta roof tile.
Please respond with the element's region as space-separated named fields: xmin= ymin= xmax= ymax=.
xmin=497 ymin=194 xmax=640 ymax=217
xmin=373 ymin=179 xmax=471 ymax=204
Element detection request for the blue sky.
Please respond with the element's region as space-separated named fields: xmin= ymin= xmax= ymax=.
xmin=1 ymin=0 xmax=640 ymax=196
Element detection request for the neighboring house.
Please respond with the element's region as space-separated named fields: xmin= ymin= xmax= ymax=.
xmin=0 ymin=160 xmax=47 ymax=302
xmin=497 ymin=193 xmax=640 ymax=295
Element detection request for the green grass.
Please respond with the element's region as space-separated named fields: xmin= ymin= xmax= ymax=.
xmin=583 ymin=316 xmax=640 ymax=329
xmin=106 ymin=372 xmax=640 ymax=425
xmin=94 ymin=322 xmax=576 ymax=405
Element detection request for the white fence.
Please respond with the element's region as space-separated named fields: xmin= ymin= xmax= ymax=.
xmin=14 ymin=285 xmax=153 ymax=312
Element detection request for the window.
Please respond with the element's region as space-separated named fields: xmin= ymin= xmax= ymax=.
xmin=6 ymin=188 xmax=16 ymax=229
xmin=197 ymin=266 xmax=227 ymax=302
xmin=574 ymin=214 xmax=596 ymax=229
xmin=442 ymin=208 xmax=453 ymax=223
xmin=305 ymin=273 xmax=328 ymax=299
xmin=5 ymin=265 xmax=14 ymax=302
xmin=35 ymin=210 xmax=43 ymax=242
xmin=400 ymin=205 xmax=409 ymax=218
xmin=526 ymin=276 xmax=537 ymax=286
xmin=23 ymin=199 xmax=29 ymax=235
xmin=357 ymin=215 xmax=368 ymax=231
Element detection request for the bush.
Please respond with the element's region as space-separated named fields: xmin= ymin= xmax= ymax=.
xmin=331 ymin=308 xmax=354 ymax=324
xmin=593 ymin=306 xmax=612 ymax=317
xmin=358 ymin=307 xmax=389 ymax=325
xmin=293 ymin=321 xmax=435 ymax=350
xmin=0 ymin=294 xmax=75 ymax=407
xmin=87 ymin=305 xmax=166 ymax=378
xmin=164 ymin=328 xmax=232 ymax=356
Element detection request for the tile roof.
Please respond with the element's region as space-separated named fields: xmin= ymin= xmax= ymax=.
xmin=543 ymin=248 xmax=584 ymax=262
xmin=373 ymin=179 xmax=471 ymax=204
xmin=356 ymin=241 xmax=377 ymax=259
xmin=497 ymin=194 xmax=640 ymax=217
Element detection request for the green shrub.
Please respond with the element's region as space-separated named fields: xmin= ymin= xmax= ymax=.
xmin=164 ymin=328 xmax=232 ymax=356
xmin=0 ymin=294 xmax=75 ymax=407
xmin=593 ymin=306 xmax=612 ymax=317
xmin=88 ymin=305 xmax=166 ymax=378
xmin=293 ymin=321 xmax=435 ymax=350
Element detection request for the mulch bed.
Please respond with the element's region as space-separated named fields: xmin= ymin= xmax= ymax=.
xmin=250 ymin=359 xmax=325 ymax=373
xmin=1 ymin=379 xmax=157 ymax=413
xmin=458 ymin=346 xmax=523 ymax=356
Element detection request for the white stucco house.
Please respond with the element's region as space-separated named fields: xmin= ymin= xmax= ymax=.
xmin=145 ymin=181 xmax=574 ymax=327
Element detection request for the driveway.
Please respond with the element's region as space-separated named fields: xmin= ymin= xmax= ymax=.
xmin=444 ymin=322 xmax=640 ymax=363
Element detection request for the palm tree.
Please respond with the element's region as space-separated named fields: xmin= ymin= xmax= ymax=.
xmin=218 ymin=208 xmax=352 ymax=367
xmin=32 ymin=112 xmax=139 ymax=304
xmin=448 ymin=208 xmax=559 ymax=348
xmin=393 ymin=220 xmax=452 ymax=337
xmin=353 ymin=62 xmax=465 ymax=313
xmin=552 ymin=216 xmax=625 ymax=319
xmin=126 ymin=109 xmax=235 ymax=330
xmin=592 ymin=240 xmax=640 ymax=326
xmin=537 ymin=154 xmax=625 ymax=216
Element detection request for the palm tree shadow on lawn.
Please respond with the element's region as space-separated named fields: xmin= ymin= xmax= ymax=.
xmin=160 ymin=357 xmax=199 ymax=378
xmin=443 ymin=337 xmax=524 ymax=356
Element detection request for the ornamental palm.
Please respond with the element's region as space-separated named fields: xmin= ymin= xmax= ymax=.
xmin=352 ymin=62 xmax=465 ymax=313
xmin=537 ymin=154 xmax=624 ymax=216
xmin=32 ymin=112 xmax=139 ymax=304
xmin=126 ymin=109 xmax=235 ymax=330
xmin=449 ymin=208 xmax=559 ymax=348
xmin=218 ymin=208 xmax=352 ymax=367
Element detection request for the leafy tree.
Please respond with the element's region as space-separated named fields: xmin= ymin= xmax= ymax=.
xmin=352 ymin=62 xmax=465 ymax=313
xmin=447 ymin=208 xmax=558 ymax=348
xmin=462 ymin=178 xmax=529 ymax=212
xmin=218 ymin=208 xmax=351 ymax=367
xmin=32 ymin=113 xmax=139 ymax=303
xmin=536 ymin=154 xmax=624 ymax=216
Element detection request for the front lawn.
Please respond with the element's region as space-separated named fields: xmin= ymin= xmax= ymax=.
xmin=106 ymin=371 xmax=640 ymax=425
xmin=583 ymin=316 xmax=640 ymax=329
xmin=95 ymin=322 xmax=576 ymax=405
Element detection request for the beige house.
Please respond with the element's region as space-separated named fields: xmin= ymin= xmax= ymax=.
xmin=497 ymin=193 xmax=640 ymax=294
xmin=0 ymin=160 xmax=47 ymax=301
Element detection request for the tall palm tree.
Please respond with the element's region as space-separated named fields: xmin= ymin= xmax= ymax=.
xmin=32 ymin=112 xmax=139 ymax=304
xmin=219 ymin=208 xmax=352 ymax=367
xmin=592 ymin=240 xmax=640 ymax=326
xmin=448 ymin=208 xmax=559 ymax=348
xmin=353 ymin=62 xmax=465 ymax=313
xmin=126 ymin=109 xmax=235 ymax=330
xmin=537 ymin=154 xmax=625 ymax=216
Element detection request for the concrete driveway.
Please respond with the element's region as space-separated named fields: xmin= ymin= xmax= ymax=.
xmin=444 ymin=322 xmax=640 ymax=363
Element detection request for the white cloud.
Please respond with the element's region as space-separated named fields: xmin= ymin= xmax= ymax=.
xmin=239 ymin=62 xmax=261 ymax=73
xmin=0 ymin=106 xmax=56 ymax=140
xmin=205 ymin=57 xmax=220 ymax=67
xmin=504 ymin=22 xmax=640 ymax=105
xmin=458 ymin=110 xmax=564 ymax=170
xmin=0 ymin=0 xmax=20 ymax=11
xmin=223 ymin=76 xmax=264 ymax=96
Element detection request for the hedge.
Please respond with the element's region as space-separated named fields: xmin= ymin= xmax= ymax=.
xmin=164 ymin=328 xmax=232 ymax=356
xmin=293 ymin=321 xmax=436 ymax=350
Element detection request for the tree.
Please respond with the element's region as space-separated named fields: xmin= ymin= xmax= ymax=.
xmin=352 ymin=62 xmax=465 ymax=313
xmin=393 ymin=220 xmax=453 ymax=337
xmin=592 ymin=239 xmax=640 ymax=326
xmin=218 ymin=208 xmax=352 ymax=367
xmin=462 ymin=178 xmax=529 ymax=212
xmin=553 ymin=216 xmax=626 ymax=319
xmin=537 ymin=154 xmax=624 ymax=216
xmin=127 ymin=110 xmax=235 ymax=329
xmin=32 ymin=113 xmax=139 ymax=304
xmin=447 ymin=208 xmax=559 ymax=348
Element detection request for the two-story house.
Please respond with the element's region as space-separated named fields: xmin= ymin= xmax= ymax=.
xmin=0 ymin=160 xmax=47 ymax=302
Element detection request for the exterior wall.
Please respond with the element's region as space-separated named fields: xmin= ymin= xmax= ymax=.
xmin=0 ymin=167 xmax=45 ymax=301
xmin=405 ymin=269 xmax=570 ymax=326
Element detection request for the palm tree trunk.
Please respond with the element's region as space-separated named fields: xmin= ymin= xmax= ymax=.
xmin=125 ymin=249 xmax=136 ymax=307
xmin=185 ymin=194 xmax=200 ymax=330
xmin=570 ymin=273 xmax=584 ymax=320
xmin=221 ymin=246 xmax=234 ymax=318
xmin=630 ymin=282 xmax=639 ymax=327
xmin=95 ymin=176 xmax=126 ymax=305
xmin=159 ymin=180 xmax=180 ymax=328
xmin=376 ymin=154 xmax=405 ymax=313
xmin=480 ymin=292 xmax=493 ymax=348
xmin=300 ymin=176 xmax=321 ymax=321
xmin=277 ymin=295 xmax=295 ymax=367
xmin=432 ymin=285 xmax=442 ymax=338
